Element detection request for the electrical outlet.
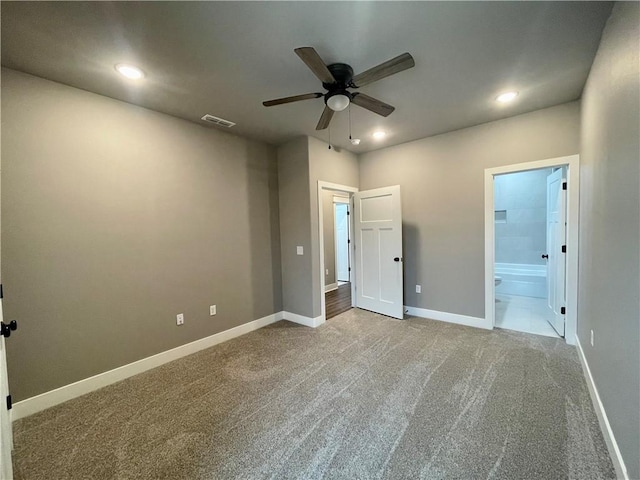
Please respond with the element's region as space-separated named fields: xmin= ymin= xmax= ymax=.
xmin=590 ymin=329 xmax=594 ymax=346
xmin=416 ymin=285 xmax=421 ymax=294
xmin=326 ymin=269 xmax=329 ymax=275
xmin=210 ymin=305 xmax=217 ymax=316
xmin=176 ymin=313 xmax=184 ymax=326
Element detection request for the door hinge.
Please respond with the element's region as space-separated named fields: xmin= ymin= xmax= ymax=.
xmin=561 ymin=245 xmax=566 ymax=253
xmin=560 ymin=307 xmax=566 ymax=315
xmin=6 ymin=395 xmax=12 ymax=411
xmin=348 ymin=239 xmax=351 ymax=244
xmin=348 ymin=267 xmax=351 ymax=272
xmin=347 ymin=211 xmax=350 ymax=215
xmin=562 ymin=182 xmax=567 ymax=190
xmin=0 ymin=284 xmax=3 ymax=299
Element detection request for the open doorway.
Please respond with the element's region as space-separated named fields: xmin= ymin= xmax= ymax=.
xmin=318 ymin=181 xmax=404 ymax=322
xmin=485 ymin=155 xmax=579 ymax=345
xmin=334 ymin=200 xmax=350 ymax=285
xmin=318 ymin=182 xmax=357 ymax=322
xmin=493 ymin=167 xmax=564 ymax=338
xmin=323 ymin=192 xmax=353 ymax=319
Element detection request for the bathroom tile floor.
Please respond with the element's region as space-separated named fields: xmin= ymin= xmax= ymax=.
xmin=495 ymin=294 xmax=560 ymax=338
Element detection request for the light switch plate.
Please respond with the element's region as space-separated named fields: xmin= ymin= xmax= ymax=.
xmin=297 ymin=246 xmax=304 ymax=255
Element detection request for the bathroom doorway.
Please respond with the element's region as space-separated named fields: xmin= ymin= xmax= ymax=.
xmin=492 ymin=167 xmax=563 ymax=338
xmin=484 ymin=155 xmax=580 ymax=344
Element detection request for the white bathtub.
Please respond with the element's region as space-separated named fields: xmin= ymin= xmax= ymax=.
xmin=495 ymin=263 xmax=546 ymax=298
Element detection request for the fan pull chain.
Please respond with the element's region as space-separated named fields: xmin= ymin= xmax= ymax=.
xmin=349 ymin=105 xmax=352 ymax=141
xmin=328 ymin=123 xmax=332 ymax=150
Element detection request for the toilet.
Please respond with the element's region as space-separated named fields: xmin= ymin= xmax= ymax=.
xmin=495 ymin=276 xmax=502 ymax=286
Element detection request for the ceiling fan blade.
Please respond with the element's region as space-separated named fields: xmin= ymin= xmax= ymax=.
xmin=263 ymin=92 xmax=323 ymax=107
xmin=294 ymin=47 xmax=336 ymax=85
xmin=316 ymin=105 xmax=334 ymax=130
xmin=352 ymin=52 xmax=415 ymax=88
xmin=351 ymin=93 xmax=395 ymax=117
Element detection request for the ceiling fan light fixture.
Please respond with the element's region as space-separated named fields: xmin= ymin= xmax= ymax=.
xmin=327 ymin=93 xmax=350 ymax=112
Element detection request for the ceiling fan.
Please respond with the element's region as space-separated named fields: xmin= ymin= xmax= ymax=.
xmin=263 ymin=47 xmax=415 ymax=130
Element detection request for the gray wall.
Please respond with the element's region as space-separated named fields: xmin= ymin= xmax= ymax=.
xmin=277 ymin=137 xmax=313 ymax=318
xmin=322 ymin=189 xmax=336 ymax=288
xmin=277 ymin=136 xmax=358 ymax=319
xmin=578 ymin=3 xmax=640 ymax=478
xmin=1 ymin=69 xmax=282 ymax=401
xmin=494 ymin=168 xmax=551 ymax=265
xmin=359 ymin=102 xmax=580 ymax=319
xmin=308 ymin=137 xmax=359 ymax=318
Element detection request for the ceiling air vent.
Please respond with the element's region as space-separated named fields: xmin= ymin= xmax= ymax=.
xmin=200 ymin=114 xmax=236 ymax=128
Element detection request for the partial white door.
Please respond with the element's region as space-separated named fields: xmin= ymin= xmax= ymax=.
xmin=546 ymin=168 xmax=566 ymax=336
xmin=334 ymin=203 xmax=350 ymax=282
xmin=0 ymin=298 xmax=13 ymax=480
xmin=354 ymin=185 xmax=404 ymax=319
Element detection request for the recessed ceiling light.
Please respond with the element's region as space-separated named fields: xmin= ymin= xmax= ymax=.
xmin=372 ymin=131 xmax=386 ymax=140
xmin=115 ymin=63 xmax=145 ymax=80
xmin=496 ymin=91 xmax=518 ymax=103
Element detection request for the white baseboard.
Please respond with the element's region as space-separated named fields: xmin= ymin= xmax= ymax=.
xmin=404 ymin=306 xmax=492 ymax=330
xmin=12 ymin=311 xmax=284 ymax=421
xmin=324 ymin=283 xmax=338 ymax=293
xmin=283 ymin=311 xmax=325 ymax=328
xmin=576 ymin=338 xmax=628 ymax=479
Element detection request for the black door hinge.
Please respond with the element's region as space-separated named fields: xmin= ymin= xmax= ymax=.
xmin=561 ymin=307 xmax=566 ymax=315
xmin=0 ymin=284 xmax=3 ymax=299
xmin=561 ymin=245 xmax=567 ymax=253
xmin=6 ymin=395 xmax=12 ymax=410
xmin=348 ymin=239 xmax=351 ymax=244
xmin=562 ymin=182 xmax=567 ymax=190
xmin=348 ymin=267 xmax=351 ymax=272
xmin=347 ymin=211 xmax=350 ymax=215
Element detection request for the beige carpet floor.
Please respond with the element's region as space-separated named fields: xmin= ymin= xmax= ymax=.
xmin=12 ymin=308 xmax=615 ymax=479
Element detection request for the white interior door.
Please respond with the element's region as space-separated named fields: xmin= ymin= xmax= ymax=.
xmin=0 ymin=298 xmax=13 ymax=480
xmin=546 ymin=168 xmax=566 ymax=336
xmin=334 ymin=203 xmax=350 ymax=282
xmin=354 ymin=185 xmax=404 ymax=319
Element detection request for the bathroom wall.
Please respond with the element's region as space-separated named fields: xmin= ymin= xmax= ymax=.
xmin=494 ymin=168 xmax=552 ymax=265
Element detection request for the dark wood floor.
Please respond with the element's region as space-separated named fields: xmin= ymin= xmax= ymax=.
xmin=325 ymin=282 xmax=352 ymax=319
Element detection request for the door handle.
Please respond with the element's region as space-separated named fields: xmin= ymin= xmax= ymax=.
xmin=541 ymin=254 xmax=549 ymax=259
xmin=1 ymin=320 xmax=17 ymax=338
xmin=394 ymin=257 xmax=401 ymax=262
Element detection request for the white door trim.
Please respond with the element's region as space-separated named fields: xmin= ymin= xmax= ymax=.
xmin=484 ymin=155 xmax=579 ymax=344
xmin=318 ymin=181 xmax=358 ymax=323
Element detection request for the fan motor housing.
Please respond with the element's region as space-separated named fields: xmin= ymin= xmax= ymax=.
xmin=323 ymin=63 xmax=354 ymax=90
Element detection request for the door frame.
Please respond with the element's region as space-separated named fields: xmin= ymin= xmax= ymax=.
xmin=318 ymin=181 xmax=358 ymax=322
xmin=484 ymin=154 xmax=579 ymax=344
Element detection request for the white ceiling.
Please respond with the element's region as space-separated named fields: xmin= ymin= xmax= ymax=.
xmin=1 ymin=1 xmax=613 ymax=153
